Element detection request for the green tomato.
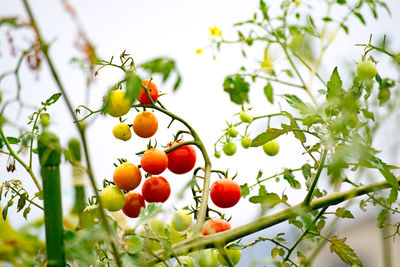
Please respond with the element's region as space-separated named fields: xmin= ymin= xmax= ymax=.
xmin=262 ymin=139 xmax=279 ymax=156
xmin=227 ymin=127 xmax=238 ymax=138
xmin=171 ymin=210 xmax=192 ymax=232
xmin=356 ymin=60 xmax=377 ymax=80
xmin=173 ymin=256 xmax=195 ymax=267
xmin=239 ymin=110 xmax=254 ymax=123
xmin=241 ymin=136 xmax=252 ymax=149
xmin=169 ymin=225 xmax=185 ymax=244
xmin=223 ymin=142 xmax=237 ymax=156
xmin=150 ymin=218 xmax=167 ymax=236
xmin=214 ymin=151 xmax=221 ymax=158
xmin=197 ymin=249 xmax=218 ymax=267
xmin=153 ymin=263 xmax=168 ymax=267
xmin=40 ymin=113 xmax=50 ymax=128
xmin=80 ymin=205 xmax=101 ymax=229
xmin=218 ymin=249 xmax=241 ymax=266
xmin=100 ymin=186 xmax=125 ymax=212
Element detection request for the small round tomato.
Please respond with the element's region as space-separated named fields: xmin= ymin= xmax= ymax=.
xmin=122 ymin=192 xmax=145 ymax=218
xmin=100 ymin=185 xmax=125 ymax=211
xmin=112 ymin=123 xmax=132 ymax=141
xmin=262 ymin=139 xmax=279 ymax=156
xmin=223 ymin=142 xmax=236 ymax=156
xmin=142 ymin=176 xmax=171 ymax=203
xmin=214 ymin=151 xmax=221 ymax=158
xmin=202 ymin=218 xmax=231 ymax=236
xmin=132 ymin=111 xmax=158 ymax=138
xmin=241 ymin=135 xmax=251 ymax=149
xmin=197 ymin=249 xmax=218 ymax=267
xmin=141 ymin=148 xmax=168 ymax=175
xmin=210 ymin=179 xmax=241 ymax=208
xmin=107 ymin=89 xmax=131 ymax=117
xmin=137 ymin=80 xmax=159 ymax=105
xmin=171 ymin=210 xmax=192 ymax=232
xmin=167 ymin=142 xmax=196 ymax=174
xmin=217 ymin=249 xmax=241 ymax=266
xmin=80 ymin=205 xmax=101 ymax=229
xmin=356 ymin=60 xmax=377 ymax=80
xmin=113 ymin=162 xmax=142 ymax=191
xmin=227 ymin=127 xmax=238 ymax=138
xmin=239 ymin=110 xmax=253 ymax=123
xmin=173 ymin=256 xmax=195 ymax=267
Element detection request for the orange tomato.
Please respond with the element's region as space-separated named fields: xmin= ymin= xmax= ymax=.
xmin=113 ymin=162 xmax=142 ymax=191
xmin=141 ymin=148 xmax=168 ymax=175
xmin=138 ymin=80 xmax=159 ymax=105
xmin=132 ymin=111 xmax=158 ymax=138
xmin=122 ymin=192 xmax=145 ymax=218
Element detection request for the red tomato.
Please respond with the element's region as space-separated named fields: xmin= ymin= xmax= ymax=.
xmin=141 ymin=148 xmax=168 ymax=175
xmin=202 ymin=218 xmax=231 ymax=236
xmin=210 ymin=179 xmax=241 ymax=208
xmin=167 ymin=141 xmax=196 ymax=174
xmin=142 ymin=176 xmax=171 ymax=203
xmin=122 ymin=192 xmax=146 ymax=218
xmin=138 ymin=80 xmax=159 ymax=105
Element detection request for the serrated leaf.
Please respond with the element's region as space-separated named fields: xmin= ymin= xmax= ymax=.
xmin=301 ymin=164 xmax=312 ymax=180
xmin=6 ymin=137 xmax=20 ymax=144
xmin=326 ymin=67 xmax=343 ymax=100
xmin=387 ymin=188 xmax=398 ymax=205
xmin=23 ymin=206 xmax=31 ymax=220
xmin=251 ymin=128 xmax=289 ymax=147
xmin=249 ymin=192 xmax=282 ymax=208
xmin=240 ymin=183 xmax=250 ymax=198
xmin=377 ymin=208 xmax=387 ymax=228
xmin=335 ymin=207 xmax=354 ymax=219
xmin=17 ymin=193 xmax=27 ymax=212
xmin=264 ymin=83 xmax=274 ymax=104
xmin=223 ymin=75 xmax=250 ymax=105
xmin=45 ymin=93 xmax=62 ymax=106
xmin=283 ymin=169 xmax=301 ymax=189
xmin=330 ymin=236 xmax=363 ymax=267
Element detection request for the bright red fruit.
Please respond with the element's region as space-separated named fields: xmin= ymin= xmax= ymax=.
xmin=142 ymin=176 xmax=171 ymax=203
xmin=138 ymin=80 xmax=159 ymax=105
xmin=210 ymin=179 xmax=241 ymax=208
xmin=141 ymin=148 xmax=168 ymax=175
xmin=122 ymin=192 xmax=146 ymax=218
xmin=167 ymin=141 xmax=196 ymax=174
xmin=202 ymin=218 xmax=231 ymax=236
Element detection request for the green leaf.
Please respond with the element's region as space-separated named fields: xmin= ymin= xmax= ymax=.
xmin=330 ymin=236 xmax=363 ymax=267
xmin=377 ymin=208 xmax=387 ymax=228
xmin=223 ymin=75 xmax=250 ymax=105
xmin=283 ymin=94 xmax=306 ymax=110
xmin=125 ymin=235 xmax=143 ymax=254
xmin=44 ymin=93 xmax=62 ymax=106
xmin=23 ymin=206 xmax=31 ymax=220
xmin=264 ymin=83 xmax=274 ymax=104
xmin=282 ymin=111 xmax=306 ymax=143
xmin=387 ymin=188 xmax=398 ymax=205
xmin=335 ymin=207 xmax=354 ymax=219
xmin=6 ymin=137 xmax=20 ymax=144
xmin=125 ymin=71 xmax=142 ymax=104
xmin=249 ymin=192 xmax=282 ymax=208
xmin=353 ymin=12 xmax=366 ymax=25
xmin=360 ymin=109 xmax=374 ymax=121
xmin=301 ymin=164 xmax=312 ymax=180
xmin=251 ymin=128 xmax=289 ymax=147
xmin=136 ymin=203 xmax=162 ymax=226
xmin=283 ymin=169 xmax=301 ymax=189
xmin=140 ymin=57 xmax=182 ymax=91
xmin=240 ymin=183 xmax=250 ymax=198
xmin=326 ymin=67 xmax=343 ymax=100
xmin=17 ymin=193 xmax=27 ymax=212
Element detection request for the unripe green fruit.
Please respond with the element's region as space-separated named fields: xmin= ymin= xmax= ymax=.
xmin=356 ymin=60 xmax=377 ymax=80
xmin=227 ymin=127 xmax=238 ymax=138
xmin=100 ymin=186 xmax=125 ymax=212
xmin=262 ymin=139 xmax=279 ymax=156
xmin=150 ymin=219 xmax=166 ymax=236
xmin=80 ymin=205 xmax=101 ymax=228
xmin=171 ymin=210 xmax=192 ymax=232
xmin=241 ymin=136 xmax=251 ymax=149
xmin=239 ymin=110 xmax=254 ymax=123
xmin=40 ymin=113 xmax=50 ymax=128
xmin=197 ymin=249 xmax=218 ymax=267
xmin=218 ymin=249 xmax=241 ymax=266
xmin=223 ymin=142 xmax=237 ymax=156
xmin=173 ymin=256 xmax=195 ymax=267
xmin=214 ymin=151 xmax=221 ymax=158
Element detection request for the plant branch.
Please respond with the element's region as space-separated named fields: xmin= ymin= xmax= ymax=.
xmin=303 ymin=150 xmax=327 ymax=206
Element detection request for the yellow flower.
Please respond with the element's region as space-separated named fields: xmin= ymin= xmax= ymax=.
xmin=209 ymin=26 xmax=222 ymax=38
xmin=261 ymin=46 xmax=274 ymax=74
xmin=295 ymin=0 xmax=302 ymax=6
xmin=195 ymin=48 xmax=203 ymax=54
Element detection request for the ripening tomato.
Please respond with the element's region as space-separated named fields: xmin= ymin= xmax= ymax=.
xmin=142 ymin=176 xmax=171 ymax=203
xmin=113 ymin=162 xmax=142 ymax=191
xmin=138 ymin=80 xmax=159 ymax=105
xmin=202 ymin=218 xmax=231 ymax=236
xmin=210 ymin=179 xmax=241 ymax=208
xmin=100 ymin=185 xmax=125 ymax=211
xmin=171 ymin=210 xmax=192 ymax=232
xmin=132 ymin=111 xmax=158 ymax=138
xmin=122 ymin=192 xmax=146 ymax=218
xmin=107 ymin=89 xmax=131 ymax=117
xmin=112 ymin=123 xmax=132 ymax=141
xmin=141 ymin=148 xmax=168 ymax=175
xmin=167 ymin=141 xmax=196 ymax=174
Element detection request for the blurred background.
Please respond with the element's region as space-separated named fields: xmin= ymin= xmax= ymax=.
xmin=1 ymin=0 xmax=400 ymax=266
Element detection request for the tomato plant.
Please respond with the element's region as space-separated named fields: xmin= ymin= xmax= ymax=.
xmin=141 ymin=176 xmax=171 ymax=203
xmin=210 ymin=179 xmax=241 ymax=208
xmin=167 ymin=142 xmax=196 ymax=174
xmin=122 ymin=192 xmax=146 ymax=218
xmin=113 ymin=162 xmax=142 ymax=191
xmin=140 ymin=148 xmax=168 ymax=175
